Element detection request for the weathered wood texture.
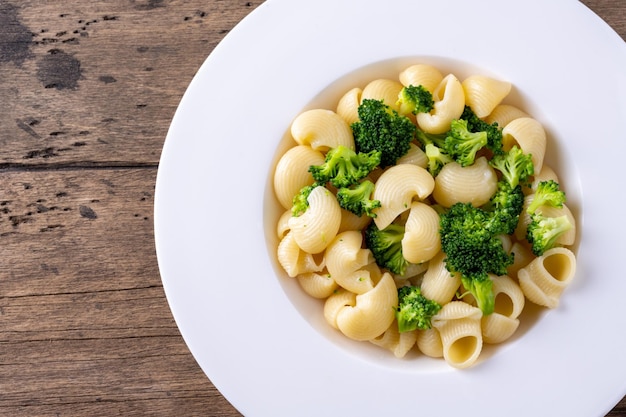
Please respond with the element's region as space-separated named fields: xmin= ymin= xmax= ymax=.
xmin=0 ymin=1 xmax=624 ymax=416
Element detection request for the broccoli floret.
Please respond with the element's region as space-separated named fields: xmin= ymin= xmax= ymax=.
xmin=526 ymin=213 xmax=573 ymax=256
xmin=291 ymin=183 xmax=321 ymax=217
xmin=443 ymin=119 xmax=488 ymax=167
xmin=396 ymin=285 xmax=441 ymax=332
xmin=396 ymin=84 xmax=434 ymax=115
xmin=308 ymin=145 xmax=381 ymax=188
xmin=460 ymin=106 xmax=503 ymax=155
xmin=351 ymin=99 xmax=416 ymax=167
xmin=483 ymin=181 xmax=525 ymax=235
xmin=489 ymin=145 xmax=534 ymax=189
xmin=336 ymin=180 xmax=381 ymax=218
xmin=424 ymin=143 xmax=453 ymax=176
xmin=527 ymin=180 xmax=566 ymax=214
xmin=364 ymin=222 xmax=408 ymax=276
xmin=439 ymin=202 xmax=514 ymax=314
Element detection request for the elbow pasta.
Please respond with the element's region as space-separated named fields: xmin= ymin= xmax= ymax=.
xmin=272 ymin=63 xmax=578 ymax=368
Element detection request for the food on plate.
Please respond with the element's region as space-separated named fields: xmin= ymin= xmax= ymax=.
xmin=272 ymin=63 xmax=577 ymax=368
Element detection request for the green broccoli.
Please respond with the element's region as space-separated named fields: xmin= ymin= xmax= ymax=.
xmin=526 ymin=180 xmax=566 ymax=214
xmin=483 ymin=181 xmax=525 ymax=235
xmin=415 ymin=127 xmax=447 ymax=148
xmin=396 ymin=84 xmax=434 ymax=115
xmin=526 ymin=213 xmax=573 ymax=256
xmin=424 ymin=143 xmax=453 ymax=176
xmin=396 ymin=285 xmax=441 ymax=332
xmin=460 ymin=106 xmax=504 ymax=155
xmin=489 ymin=145 xmax=534 ymax=189
xmin=364 ymin=222 xmax=408 ymax=276
xmin=291 ymin=183 xmax=321 ymax=217
xmin=443 ymin=119 xmax=488 ymax=167
xmin=439 ymin=202 xmax=514 ymax=314
xmin=308 ymin=145 xmax=381 ymax=189
xmin=336 ymin=180 xmax=381 ymax=218
xmin=351 ymin=99 xmax=416 ymax=167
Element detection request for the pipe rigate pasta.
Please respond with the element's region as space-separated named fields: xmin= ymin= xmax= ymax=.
xmin=395 ymin=143 xmax=428 ymax=168
xmin=361 ymin=79 xmax=404 ymax=113
xmin=518 ymin=247 xmax=576 ymax=308
xmin=290 ymin=109 xmax=354 ymax=151
xmin=276 ymin=231 xmax=325 ymax=278
xmin=431 ymin=301 xmax=484 ymax=369
xmin=402 ymin=202 xmax=441 ymax=264
xmin=372 ymin=164 xmax=435 ymax=230
xmin=432 ymin=157 xmax=498 ymax=208
xmin=415 ymin=327 xmax=444 ymax=358
xmin=416 ymin=73 xmax=465 ymax=134
xmin=484 ymin=103 xmax=528 ymax=127
xmin=325 ymin=231 xmax=375 ymax=294
xmin=297 ymin=271 xmax=338 ymax=299
xmin=336 ymin=87 xmax=362 ymax=126
xmin=335 ymin=273 xmax=398 ymax=341
xmin=399 ymin=64 xmax=443 ymax=93
xmin=324 ymin=289 xmax=357 ymax=330
xmin=481 ymin=275 xmax=525 ymax=344
xmin=370 ymin=321 xmax=418 ymax=358
xmin=288 ymin=186 xmax=341 ymax=254
xmin=502 ymin=117 xmax=547 ymax=173
xmin=515 ymin=197 xmax=576 ymax=245
xmin=273 ymin=145 xmax=326 ymax=210
xmin=420 ymin=251 xmax=462 ymax=305
xmin=462 ymin=75 xmax=512 ymax=118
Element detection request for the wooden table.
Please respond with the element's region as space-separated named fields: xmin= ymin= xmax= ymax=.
xmin=0 ymin=1 xmax=624 ymax=416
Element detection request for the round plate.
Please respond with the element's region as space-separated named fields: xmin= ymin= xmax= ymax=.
xmin=154 ymin=0 xmax=626 ymax=415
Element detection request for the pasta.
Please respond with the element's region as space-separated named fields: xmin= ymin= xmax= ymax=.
xmin=432 ymin=156 xmax=498 ymax=207
xmin=290 ymin=109 xmax=354 ymax=151
xmin=272 ymin=62 xmax=578 ymax=368
xmin=371 ymin=163 xmax=435 ymax=230
xmin=416 ymin=74 xmax=465 ymax=134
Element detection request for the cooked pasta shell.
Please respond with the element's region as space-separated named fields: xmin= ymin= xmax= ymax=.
xmin=361 ymin=78 xmax=404 ymax=111
xmin=290 ymin=109 xmax=354 ymax=151
xmin=420 ymin=251 xmax=462 ymax=305
xmin=432 ymin=301 xmax=483 ymax=369
xmin=297 ymin=271 xmax=338 ymax=299
xmin=502 ymin=117 xmax=546 ymax=173
xmin=276 ymin=231 xmax=325 ymax=278
xmin=336 ymin=87 xmax=362 ymax=126
xmin=372 ymin=164 xmax=435 ymax=230
xmin=288 ymin=186 xmax=341 ymax=254
xmin=484 ymin=104 xmax=528 ymax=127
xmin=416 ymin=74 xmax=466 ymax=134
xmin=515 ymin=198 xmax=576 ymax=246
xmin=433 ymin=157 xmax=498 ymax=208
xmin=402 ymin=202 xmax=441 ymax=264
xmin=370 ymin=320 xmax=418 ymax=358
xmin=518 ymin=247 xmax=576 ymax=308
xmin=481 ymin=313 xmax=519 ymax=344
xmin=395 ymin=143 xmax=428 ymax=168
xmin=462 ymin=75 xmax=511 ymax=118
xmin=336 ymin=273 xmax=398 ymax=341
xmin=415 ymin=327 xmax=443 ymax=358
xmin=273 ymin=145 xmax=326 ymax=210
xmin=324 ymin=289 xmax=357 ymax=329
xmin=399 ymin=64 xmax=444 ymax=93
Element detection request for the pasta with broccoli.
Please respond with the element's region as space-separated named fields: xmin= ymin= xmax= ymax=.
xmin=271 ymin=63 xmax=577 ymax=369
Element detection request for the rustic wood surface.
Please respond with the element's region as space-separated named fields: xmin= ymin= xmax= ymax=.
xmin=0 ymin=1 xmax=624 ymax=416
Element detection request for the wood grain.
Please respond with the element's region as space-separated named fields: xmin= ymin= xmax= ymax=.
xmin=0 ymin=1 xmax=624 ymax=416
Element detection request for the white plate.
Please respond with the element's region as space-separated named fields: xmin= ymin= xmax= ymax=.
xmin=154 ymin=0 xmax=626 ymax=415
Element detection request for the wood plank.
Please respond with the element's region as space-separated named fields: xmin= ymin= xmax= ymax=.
xmin=0 ymin=168 xmax=159 ymax=296
xmin=0 ymin=0 xmax=264 ymax=167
